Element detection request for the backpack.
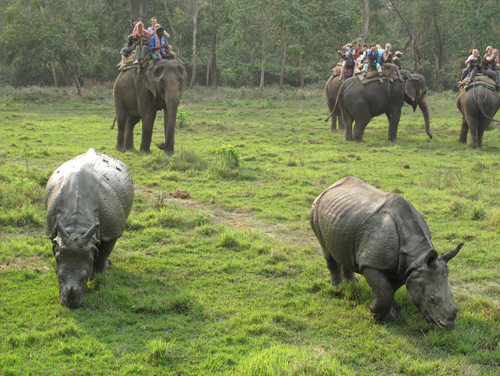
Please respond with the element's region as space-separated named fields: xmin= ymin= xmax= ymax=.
xmin=346 ymin=53 xmax=355 ymax=68
xmin=369 ymin=51 xmax=378 ymax=68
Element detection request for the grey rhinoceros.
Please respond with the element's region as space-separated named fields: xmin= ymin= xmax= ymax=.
xmin=45 ymin=148 xmax=134 ymax=308
xmin=310 ymin=176 xmax=463 ymax=329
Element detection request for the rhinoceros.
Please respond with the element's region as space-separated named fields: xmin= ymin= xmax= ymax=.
xmin=45 ymin=148 xmax=134 ymax=308
xmin=310 ymin=176 xmax=463 ymax=329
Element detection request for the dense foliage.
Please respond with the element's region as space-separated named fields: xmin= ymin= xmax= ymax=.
xmin=1 ymin=0 xmax=500 ymax=91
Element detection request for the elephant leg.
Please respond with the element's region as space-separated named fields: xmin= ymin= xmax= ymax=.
xmin=342 ymin=110 xmax=354 ymax=141
xmin=468 ymin=119 xmax=479 ymax=149
xmin=353 ymin=119 xmax=370 ymax=142
xmin=362 ymin=267 xmax=395 ymax=321
xmin=387 ymin=110 xmax=401 ymax=142
xmin=350 ymin=106 xmax=371 ymax=141
xmin=115 ymin=114 xmax=128 ymax=152
xmin=124 ymin=116 xmax=141 ymax=151
xmin=139 ymin=113 xmax=157 ymax=154
xmin=478 ymin=119 xmax=490 ymax=148
xmin=338 ymin=111 xmax=346 ymax=131
xmin=459 ymin=117 xmax=468 ymax=144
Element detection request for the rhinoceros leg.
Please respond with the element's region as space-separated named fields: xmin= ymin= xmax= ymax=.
xmin=322 ymin=250 xmax=343 ymax=286
xmin=93 ymin=239 xmax=117 ymax=275
xmin=362 ymin=267 xmax=396 ymax=321
xmin=342 ymin=268 xmax=358 ymax=283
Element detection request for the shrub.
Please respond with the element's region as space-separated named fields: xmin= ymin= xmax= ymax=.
xmin=215 ymin=145 xmax=241 ymax=169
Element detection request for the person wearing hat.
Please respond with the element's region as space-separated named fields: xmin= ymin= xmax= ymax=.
xmin=393 ymin=51 xmax=403 ymax=69
xmin=149 ymin=25 xmax=175 ymax=65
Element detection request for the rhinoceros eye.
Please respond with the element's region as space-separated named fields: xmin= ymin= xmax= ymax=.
xmin=429 ymin=295 xmax=436 ymax=304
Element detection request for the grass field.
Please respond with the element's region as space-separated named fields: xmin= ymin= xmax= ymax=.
xmin=0 ymin=84 xmax=499 ymax=375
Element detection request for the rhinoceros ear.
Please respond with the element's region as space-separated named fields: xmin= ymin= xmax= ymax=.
xmin=441 ymin=242 xmax=464 ymax=263
xmin=424 ymin=250 xmax=438 ymax=267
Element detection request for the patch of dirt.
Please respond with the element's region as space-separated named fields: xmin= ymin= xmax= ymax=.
xmin=135 ymin=185 xmax=317 ymax=248
xmin=169 ymin=189 xmax=191 ymax=199
xmin=0 ymin=260 xmax=50 ymax=272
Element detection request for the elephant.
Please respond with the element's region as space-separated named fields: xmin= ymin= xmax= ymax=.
xmin=336 ymin=73 xmax=432 ymax=142
xmin=113 ymin=59 xmax=187 ymax=155
xmin=456 ymin=83 xmax=500 ymax=148
xmin=325 ymin=75 xmax=346 ymax=132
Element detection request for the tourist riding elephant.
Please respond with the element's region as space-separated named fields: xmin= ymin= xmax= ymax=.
xmin=113 ymin=59 xmax=187 ymax=155
xmin=325 ymin=75 xmax=346 ymax=132
xmin=336 ymin=74 xmax=432 ymax=142
xmin=456 ymin=83 xmax=500 ymax=148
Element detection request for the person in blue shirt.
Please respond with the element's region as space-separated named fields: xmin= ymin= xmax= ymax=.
xmin=362 ymin=45 xmax=383 ymax=82
xmin=149 ymin=26 xmax=175 ymax=65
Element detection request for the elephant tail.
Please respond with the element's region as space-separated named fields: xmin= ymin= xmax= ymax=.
xmin=111 ymin=117 xmax=116 ymax=130
xmin=474 ymin=85 xmax=500 ymax=124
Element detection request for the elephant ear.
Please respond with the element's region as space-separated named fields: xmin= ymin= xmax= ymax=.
xmin=178 ymin=65 xmax=187 ymax=97
xmin=144 ymin=67 xmax=157 ymax=97
xmin=405 ymin=79 xmax=418 ymax=103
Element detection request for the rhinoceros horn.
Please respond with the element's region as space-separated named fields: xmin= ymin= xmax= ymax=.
xmin=82 ymin=223 xmax=98 ymax=243
xmin=56 ymin=219 xmax=70 ymax=243
xmin=441 ymin=242 xmax=464 ymax=263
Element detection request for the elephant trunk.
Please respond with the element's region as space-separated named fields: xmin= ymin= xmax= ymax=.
xmin=162 ymin=89 xmax=180 ymax=156
xmin=419 ymin=94 xmax=432 ymax=139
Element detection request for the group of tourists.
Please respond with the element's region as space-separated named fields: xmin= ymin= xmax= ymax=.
xmin=458 ymin=46 xmax=500 ymax=87
xmin=117 ymin=16 xmax=176 ymax=70
xmin=337 ymin=39 xmax=408 ymax=83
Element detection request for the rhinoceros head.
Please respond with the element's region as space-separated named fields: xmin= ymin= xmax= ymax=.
xmin=53 ymin=221 xmax=99 ymax=308
xmin=405 ymin=243 xmax=463 ymax=329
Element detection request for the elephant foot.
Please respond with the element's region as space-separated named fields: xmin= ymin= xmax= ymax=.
xmin=157 ymin=142 xmax=174 ymax=155
xmin=140 ymin=149 xmax=152 ymax=155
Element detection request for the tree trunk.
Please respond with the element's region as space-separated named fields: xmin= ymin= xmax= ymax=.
xmin=210 ymin=29 xmax=218 ymax=88
xmin=363 ymin=0 xmax=369 ymax=43
xmin=206 ymin=57 xmax=210 ymax=87
xmin=259 ymin=32 xmax=267 ymax=90
xmin=129 ymin=0 xmax=149 ymax=25
xmin=188 ymin=0 xmax=198 ymax=89
xmin=389 ymin=0 xmax=413 ymax=55
xmin=51 ymin=62 xmax=58 ymax=88
xmin=432 ymin=10 xmax=443 ymax=86
xmin=164 ymin=0 xmax=180 ymax=57
xmin=73 ymin=72 xmax=82 ymax=96
xmin=299 ymin=56 xmax=304 ymax=89
xmin=59 ymin=61 xmax=72 ymax=87
xmin=279 ymin=44 xmax=288 ymax=91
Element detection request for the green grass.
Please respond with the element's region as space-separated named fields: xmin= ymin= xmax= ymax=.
xmin=0 ymin=85 xmax=499 ymax=375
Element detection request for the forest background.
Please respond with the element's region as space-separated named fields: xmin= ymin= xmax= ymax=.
xmin=2 ymin=0 xmax=500 ymax=93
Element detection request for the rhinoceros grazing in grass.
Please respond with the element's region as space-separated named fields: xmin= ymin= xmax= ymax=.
xmin=45 ymin=148 xmax=134 ymax=308
xmin=310 ymin=176 xmax=463 ymax=329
